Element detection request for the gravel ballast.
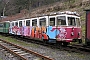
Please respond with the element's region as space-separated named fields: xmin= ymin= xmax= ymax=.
xmin=0 ymin=35 xmax=90 ymax=60
xmin=14 ymin=40 xmax=90 ymax=60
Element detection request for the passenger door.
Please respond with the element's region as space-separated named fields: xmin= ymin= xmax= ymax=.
xmin=56 ymin=16 xmax=67 ymax=41
xmin=46 ymin=16 xmax=57 ymax=43
xmin=39 ymin=17 xmax=47 ymax=40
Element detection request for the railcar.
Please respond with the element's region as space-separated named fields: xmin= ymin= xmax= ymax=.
xmin=9 ymin=11 xmax=82 ymax=45
xmin=85 ymin=9 xmax=90 ymax=45
xmin=0 ymin=21 xmax=10 ymax=34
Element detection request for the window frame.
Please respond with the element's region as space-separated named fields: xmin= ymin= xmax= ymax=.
xmin=25 ymin=19 xmax=30 ymax=26
xmin=56 ymin=15 xmax=67 ymax=26
xmin=76 ymin=17 xmax=81 ymax=27
xmin=39 ymin=16 xmax=47 ymax=26
xmin=12 ymin=21 xmax=17 ymax=27
xmin=15 ymin=22 xmax=18 ymax=27
xmin=49 ymin=16 xmax=56 ymax=26
xmin=31 ymin=18 xmax=38 ymax=26
xmin=68 ymin=17 xmax=76 ymax=26
xmin=18 ymin=20 xmax=22 ymax=27
xmin=0 ymin=23 xmax=4 ymax=27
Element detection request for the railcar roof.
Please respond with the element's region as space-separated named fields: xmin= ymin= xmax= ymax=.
xmin=0 ymin=11 xmax=79 ymax=22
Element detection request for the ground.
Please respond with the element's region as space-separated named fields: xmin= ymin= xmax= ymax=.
xmin=0 ymin=35 xmax=90 ymax=60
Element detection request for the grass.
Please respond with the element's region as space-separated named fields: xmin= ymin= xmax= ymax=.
xmin=0 ymin=59 xmax=2 ymax=60
xmin=74 ymin=53 xmax=85 ymax=58
xmin=0 ymin=35 xmax=39 ymax=48
xmin=67 ymin=52 xmax=85 ymax=59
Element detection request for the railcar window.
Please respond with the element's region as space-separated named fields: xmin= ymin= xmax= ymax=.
xmin=76 ymin=18 xmax=80 ymax=27
xmin=26 ymin=20 xmax=30 ymax=26
xmin=4 ymin=23 xmax=6 ymax=27
xmin=32 ymin=19 xmax=37 ymax=26
xmin=68 ymin=17 xmax=76 ymax=26
xmin=39 ymin=18 xmax=46 ymax=26
xmin=57 ymin=16 xmax=66 ymax=25
xmin=50 ymin=18 xmax=55 ymax=26
xmin=0 ymin=23 xmax=3 ymax=27
xmin=12 ymin=22 xmax=14 ymax=26
xmin=15 ymin=22 xmax=18 ymax=26
xmin=19 ymin=21 xmax=22 ymax=27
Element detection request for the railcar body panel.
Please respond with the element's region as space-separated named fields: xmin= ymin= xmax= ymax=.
xmin=3 ymin=22 xmax=10 ymax=33
xmin=0 ymin=22 xmax=4 ymax=33
xmin=46 ymin=26 xmax=81 ymax=42
xmin=0 ymin=22 xmax=10 ymax=33
xmin=9 ymin=21 xmax=17 ymax=34
xmin=85 ymin=10 xmax=90 ymax=45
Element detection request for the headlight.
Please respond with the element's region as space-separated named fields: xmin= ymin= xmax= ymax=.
xmin=71 ymin=32 xmax=74 ymax=36
xmin=78 ymin=32 xmax=80 ymax=36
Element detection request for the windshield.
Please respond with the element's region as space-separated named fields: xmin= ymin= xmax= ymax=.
xmin=68 ymin=17 xmax=76 ymax=26
xmin=57 ymin=16 xmax=66 ymax=26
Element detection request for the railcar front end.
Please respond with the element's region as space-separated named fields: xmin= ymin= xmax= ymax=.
xmin=46 ymin=11 xmax=82 ymax=45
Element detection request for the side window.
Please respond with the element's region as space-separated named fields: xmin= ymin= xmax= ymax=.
xmin=39 ymin=18 xmax=46 ymax=26
xmin=76 ymin=18 xmax=80 ymax=27
xmin=57 ymin=16 xmax=66 ymax=25
xmin=12 ymin=22 xmax=14 ymax=26
xmin=0 ymin=23 xmax=3 ymax=27
xmin=19 ymin=21 xmax=22 ymax=27
xmin=68 ymin=17 xmax=76 ymax=26
xmin=26 ymin=20 xmax=30 ymax=26
xmin=50 ymin=18 xmax=55 ymax=26
xmin=32 ymin=19 xmax=37 ymax=26
xmin=15 ymin=22 xmax=18 ymax=26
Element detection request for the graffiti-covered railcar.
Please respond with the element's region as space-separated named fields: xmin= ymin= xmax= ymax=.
xmin=9 ymin=11 xmax=82 ymax=45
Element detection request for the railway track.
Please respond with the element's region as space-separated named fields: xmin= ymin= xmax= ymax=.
xmin=18 ymin=36 xmax=90 ymax=54
xmin=67 ymin=44 xmax=90 ymax=52
xmin=10 ymin=35 xmax=90 ymax=53
xmin=0 ymin=38 xmax=54 ymax=60
xmin=1 ymin=34 xmax=90 ymax=57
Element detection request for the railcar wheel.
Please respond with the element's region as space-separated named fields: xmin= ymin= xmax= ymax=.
xmin=56 ymin=41 xmax=62 ymax=45
xmin=43 ymin=39 xmax=48 ymax=44
xmin=43 ymin=35 xmax=49 ymax=43
xmin=78 ymin=39 xmax=82 ymax=43
xmin=62 ymin=42 xmax=69 ymax=46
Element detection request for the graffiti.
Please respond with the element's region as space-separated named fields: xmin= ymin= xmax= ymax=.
xmin=47 ymin=26 xmax=67 ymax=39
xmin=11 ymin=26 xmax=48 ymax=40
xmin=57 ymin=28 xmax=67 ymax=39
xmin=11 ymin=26 xmax=67 ymax=40
xmin=12 ymin=26 xmax=19 ymax=34
xmin=12 ymin=26 xmax=23 ymax=35
xmin=31 ymin=26 xmax=48 ymax=40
